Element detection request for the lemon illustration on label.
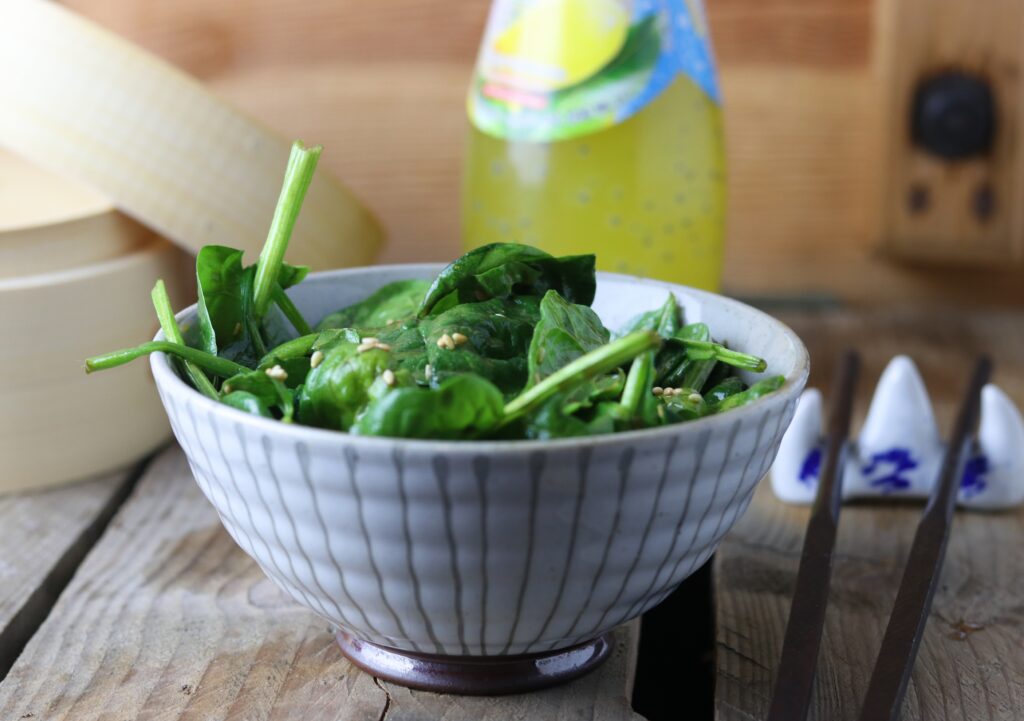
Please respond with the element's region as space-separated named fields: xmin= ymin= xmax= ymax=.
xmin=491 ymin=0 xmax=630 ymax=92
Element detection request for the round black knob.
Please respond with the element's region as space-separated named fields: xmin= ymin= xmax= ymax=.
xmin=911 ymin=72 xmax=995 ymax=160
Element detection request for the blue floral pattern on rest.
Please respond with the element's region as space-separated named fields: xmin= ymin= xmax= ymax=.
xmin=799 ymin=447 xmax=822 ymax=487
xmin=960 ymin=454 xmax=989 ymax=499
xmin=862 ymin=448 xmax=917 ymax=493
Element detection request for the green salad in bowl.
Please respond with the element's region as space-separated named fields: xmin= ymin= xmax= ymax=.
xmin=86 ymin=142 xmax=782 ymax=440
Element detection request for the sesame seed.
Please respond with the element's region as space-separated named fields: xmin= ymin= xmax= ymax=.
xmin=265 ymin=365 xmax=288 ymax=381
xmin=361 ymin=337 xmax=379 ymax=344
xmin=232 ymin=321 xmax=242 ymax=337
xmin=652 ymin=387 xmax=664 ymax=396
xmin=357 ymin=342 xmax=375 ymax=353
xmin=382 ymin=369 xmax=396 ymax=386
xmin=310 ymin=350 xmax=324 ymax=369
xmin=375 ymin=343 xmax=392 ymax=352
xmin=688 ymin=393 xmax=703 ymax=403
xmin=437 ymin=333 xmax=455 ymax=350
xmin=424 ymin=363 xmax=433 ymax=379
xmin=451 ymin=332 xmax=469 ymax=346
xmin=672 ymin=388 xmax=685 ymax=396
xmin=222 ymin=383 xmax=233 ymax=394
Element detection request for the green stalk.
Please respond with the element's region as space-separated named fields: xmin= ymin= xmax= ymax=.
xmin=252 ymin=141 xmax=322 ymax=320
xmin=151 ymin=280 xmax=218 ymax=399
xmin=273 ymin=284 xmax=314 ymax=336
xmin=681 ymin=340 xmax=767 ymax=372
xmin=257 ymin=333 xmax=318 ymax=370
xmin=503 ymin=331 xmax=661 ymax=423
xmin=620 ymin=349 xmax=654 ymax=414
xmin=86 ymin=342 xmax=248 ymax=378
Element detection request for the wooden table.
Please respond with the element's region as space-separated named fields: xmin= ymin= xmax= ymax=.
xmin=1 ymin=307 xmax=1021 ymax=720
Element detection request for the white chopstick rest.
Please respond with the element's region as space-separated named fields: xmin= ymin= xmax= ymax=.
xmin=969 ymin=385 xmax=1024 ymax=509
xmin=771 ymin=356 xmax=1024 ymax=510
xmin=770 ymin=389 xmax=824 ymax=504
xmin=847 ymin=355 xmax=944 ymax=499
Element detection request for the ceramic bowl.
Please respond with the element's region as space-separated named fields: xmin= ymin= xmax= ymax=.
xmin=150 ymin=265 xmax=808 ymax=693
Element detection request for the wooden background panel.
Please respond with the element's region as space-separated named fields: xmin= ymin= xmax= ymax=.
xmin=57 ymin=0 xmax=1024 ymax=305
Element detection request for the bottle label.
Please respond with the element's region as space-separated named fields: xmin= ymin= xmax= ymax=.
xmin=468 ymin=0 xmax=719 ymax=143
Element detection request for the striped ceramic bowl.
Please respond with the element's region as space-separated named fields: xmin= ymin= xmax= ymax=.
xmin=151 ymin=265 xmax=808 ymax=691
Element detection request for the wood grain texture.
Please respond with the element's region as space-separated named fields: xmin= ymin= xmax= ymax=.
xmin=0 ymin=470 xmax=136 ymax=676
xmin=878 ymin=0 xmax=1024 ymax=264
xmin=57 ymin=0 xmax=1024 ymax=304
xmin=715 ymin=306 xmax=1024 ymax=720
xmin=0 ymin=446 xmax=643 ymax=721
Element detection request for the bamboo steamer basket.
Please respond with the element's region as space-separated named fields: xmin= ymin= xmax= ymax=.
xmin=0 ymin=238 xmax=190 ymax=493
xmin=0 ymin=150 xmax=149 ymax=279
xmin=0 ymin=0 xmax=385 ymax=492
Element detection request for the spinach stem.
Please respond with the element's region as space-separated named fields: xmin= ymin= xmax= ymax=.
xmin=682 ymin=340 xmax=767 ymax=372
xmin=503 ymin=331 xmax=661 ymax=423
xmin=252 ymin=141 xmax=322 ymax=320
xmin=258 ymin=333 xmax=318 ymax=369
xmin=151 ymin=280 xmax=219 ymax=398
xmin=620 ymin=350 xmax=654 ymax=414
xmin=273 ymin=284 xmax=314 ymax=336
xmin=86 ymin=342 xmax=248 ymax=378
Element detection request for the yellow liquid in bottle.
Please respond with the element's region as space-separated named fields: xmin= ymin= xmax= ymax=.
xmin=462 ymin=74 xmax=725 ymax=291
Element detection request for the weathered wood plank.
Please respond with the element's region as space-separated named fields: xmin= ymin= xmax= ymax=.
xmin=0 ymin=447 xmax=643 ymax=720
xmin=0 ymin=469 xmax=137 ymax=677
xmin=715 ymin=307 xmax=1024 ymax=720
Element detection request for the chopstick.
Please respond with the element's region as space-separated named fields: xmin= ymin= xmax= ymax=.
xmin=767 ymin=350 xmax=861 ymax=721
xmin=857 ymin=356 xmax=992 ymax=721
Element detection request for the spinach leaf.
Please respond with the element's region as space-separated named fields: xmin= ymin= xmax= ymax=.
xmin=701 ymin=360 xmax=733 ymax=394
xmin=312 ymin=328 xmax=363 ymax=350
xmin=703 ymin=376 xmax=746 ymax=407
xmin=714 ymin=376 xmax=785 ymax=412
xmin=352 ymin=375 xmax=505 ymax=440
xmin=527 ymin=290 xmax=609 ymax=386
xmin=655 ymin=322 xmax=711 ymax=389
xmin=317 ymin=279 xmax=430 ymax=331
xmin=618 ymin=293 xmax=681 ymax=337
xmin=221 ymin=391 xmax=273 ymax=418
xmin=417 ymin=243 xmax=596 ymax=317
xmin=619 ymin=294 xmax=682 ymax=428
xmin=662 ymin=389 xmax=707 ymax=422
xmin=296 ymin=343 xmax=392 ymax=431
xmin=221 ymin=370 xmax=295 ymax=422
xmin=523 ymin=399 xmax=627 ymax=440
xmin=195 ymin=245 xmax=247 ymax=357
xmin=420 ymin=296 xmax=540 ymax=394
xmin=277 ymin=262 xmax=310 ymax=290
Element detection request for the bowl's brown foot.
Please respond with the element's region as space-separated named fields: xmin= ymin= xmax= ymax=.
xmin=335 ymin=631 xmax=613 ymax=696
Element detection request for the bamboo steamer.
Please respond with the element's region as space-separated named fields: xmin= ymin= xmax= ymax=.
xmin=0 ymin=238 xmax=190 ymax=493
xmin=0 ymin=0 xmax=385 ymax=492
xmin=0 ymin=150 xmax=149 ymax=279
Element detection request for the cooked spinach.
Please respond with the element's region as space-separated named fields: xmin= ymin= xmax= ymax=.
xmin=417 ymin=243 xmax=596 ymax=317
xmin=318 ymin=279 xmax=430 ymax=331
xmin=86 ymin=140 xmax=785 ymax=441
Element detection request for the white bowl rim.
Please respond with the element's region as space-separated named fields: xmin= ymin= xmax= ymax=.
xmin=150 ymin=263 xmax=810 ymax=452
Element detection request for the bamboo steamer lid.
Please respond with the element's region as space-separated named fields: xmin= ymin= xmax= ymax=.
xmin=0 ymin=0 xmax=385 ymax=492
xmin=0 ymin=149 xmax=150 ymax=279
xmin=0 ymin=0 xmax=384 ymax=270
xmin=0 ymin=238 xmax=190 ymax=494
